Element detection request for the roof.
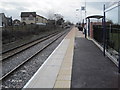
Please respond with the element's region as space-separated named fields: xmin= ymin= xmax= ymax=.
xmin=105 ymin=0 xmax=120 ymax=9
xmin=21 ymin=12 xmax=36 ymax=17
xmin=0 ymin=13 xmax=5 ymax=17
xmin=36 ymin=15 xmax=47 ymax=20
xmin=86 ymin=15 xmax=103 ymax=19
xmin=13 ymin=19 xmax=20 ymax=21
xmin=0 ymin=13 xmax=4 ymax=15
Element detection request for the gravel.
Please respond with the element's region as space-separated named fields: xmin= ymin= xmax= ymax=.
xmin=2 ymin=29 xmax=70 ymax=88
xmin=2 ymin=30 xmax=66 ymax=76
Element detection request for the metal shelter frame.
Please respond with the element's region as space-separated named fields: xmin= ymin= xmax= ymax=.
xmin=86 ymin=13 xmax=120 ymax=73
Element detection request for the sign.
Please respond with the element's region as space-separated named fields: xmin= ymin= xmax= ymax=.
xmin=81 ymin=6 xmax=85 ymax=10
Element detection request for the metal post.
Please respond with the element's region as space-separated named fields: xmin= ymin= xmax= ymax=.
xmin=118 ymin=49 xmax=120 ymax=73
xmin=118 ymin=2 xmax=120 ymax=73
xmin=88 ymin=18 xmax=90 ymax=37
xmin=81 ymin=10 xmax=82 ymax=24
xmin=103 ymin=4 xmax=106 ymax=56
xmin=85 ymin=0 xmax=87 ymax=37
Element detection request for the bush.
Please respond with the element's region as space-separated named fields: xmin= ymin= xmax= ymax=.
xmin=2 ymin=24 xmax=59 ymax=44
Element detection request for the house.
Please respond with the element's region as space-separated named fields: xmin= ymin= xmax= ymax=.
xmin=36 ymin=15 xmax=47 ymax=25
xmin=47 ymin=19 xmax=55 ymax=25
xmin=6 ymin=17 xmax=12 ymax=26
xmin=21 ymin=12 xmax=36 ymax=24
xmin=0 ymin=13 xmax=12 ymax=27
xmin=21 ymin=12 xmax=47 ymax=25
xmin=0 ymin=13 xmax=7 ymax=27
xmin=0 ymin=13 xmax=3 ymax=27
xmin=13 ymin=19 xmax=20 ymax=26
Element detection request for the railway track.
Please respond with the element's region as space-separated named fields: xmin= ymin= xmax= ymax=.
xmin=1 ymin=30 xmax=68 ymax=81
xmin=2 ymin=31 xmax=61 ymax=61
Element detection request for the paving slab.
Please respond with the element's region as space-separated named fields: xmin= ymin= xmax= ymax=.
xmin=54 ymin=81 xmax=71 ymax=88
xmin=53 ymin=27 xmax=76 ymax=88
xmin=23 ymin=39 xmax=70 ymax=88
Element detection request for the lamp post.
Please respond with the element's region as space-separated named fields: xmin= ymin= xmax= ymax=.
xmin=85 ymin=0 xmax=87 ymax=23
xmin=76 ymin=9 xmax=82 ymax=24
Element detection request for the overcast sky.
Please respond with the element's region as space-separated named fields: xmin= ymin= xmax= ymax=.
xmin=0 ymin=0 xmax=116 ymax=23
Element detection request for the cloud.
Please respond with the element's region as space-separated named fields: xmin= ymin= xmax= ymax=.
xmin=0 ymin=0 xmax=107 ymax=23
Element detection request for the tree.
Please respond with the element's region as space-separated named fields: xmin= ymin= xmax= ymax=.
xmin=47 ymin=10 xmax=55 ymax=20
xmin=57 ymin=18 xmax=64 ymax=25
xmin=48 ymin=11 xmax=65 ymax=25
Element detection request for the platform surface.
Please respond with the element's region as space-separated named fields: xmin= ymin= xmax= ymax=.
xmin=23 ymin=27 xmax=76 ymax=88
xmin=23 ymin=27 xmax=119 ymax=88
xmin=71 ymin=33 xmax=119 ymax=88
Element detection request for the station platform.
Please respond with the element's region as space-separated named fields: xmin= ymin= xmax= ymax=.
xmin=23 ymin=27 xmax=119 ymax=88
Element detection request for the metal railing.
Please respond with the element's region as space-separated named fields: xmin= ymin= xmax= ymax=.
xmin=93 ymin=25 xmax=120 ymax=60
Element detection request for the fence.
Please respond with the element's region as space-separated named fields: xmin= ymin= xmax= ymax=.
xmin=93 ymin=24 xmax=120 ymax=59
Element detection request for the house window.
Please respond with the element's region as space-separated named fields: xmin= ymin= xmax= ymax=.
xmin=36 ymin=18 xmax=38 ymax=21
xmin=29 ymin=15 xmax=34 ymax=20
xmin=22 ymin=18 xmax=26 ymax=20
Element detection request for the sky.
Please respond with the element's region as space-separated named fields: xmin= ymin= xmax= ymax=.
xmin=0 ymin=0 xmax=117 ymax=23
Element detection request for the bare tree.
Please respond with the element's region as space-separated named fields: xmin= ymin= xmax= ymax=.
xmin=54 ymin=14 xmax=63 ymax=21
xmin=47 ymin=10 xmax=55 ymax=20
